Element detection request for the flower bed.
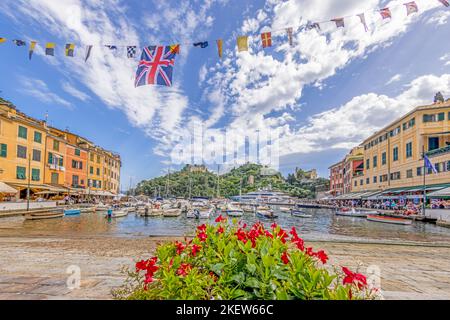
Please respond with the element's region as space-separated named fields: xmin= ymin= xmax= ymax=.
xmin=113 ymin=216 xmax=376 ymax=300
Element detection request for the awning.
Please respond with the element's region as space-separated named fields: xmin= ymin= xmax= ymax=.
xmin=0 ymin=182 xmax=18 ymax=194
xmin=361 ymin=191 xmax=383 ymax=200
xmin=428 ymin=187 xmax=450 ymax=198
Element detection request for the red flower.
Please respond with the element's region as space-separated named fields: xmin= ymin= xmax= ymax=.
xmin=215 ymin=215 xmax=226 ymax=223
xmin=342 ymin=267 xmax=367 ymax=289
xmin=217 ymin=226 xmax=224 ymax=234
xmin=281 ymin=251 xmax=290 ymax=264
xmin=191 ymin=244 xmax=202 ymax=256
xmin=197 ymin=224 xmax=207 ymax=232
xmin=144 ymin=273 xmax=154 ymax=284
xmin=293 ymin=238 xmax=304 ymax=251
xmin=305 ymin=247 xmax=314 ymax=257
xmin=265 ymin=230 xmax=273 ymax=238
xmin=177 ymin=263 xmax=192 ymax=277
xmin=175 ymin=241 xmax=186 ymax=255
xmin=198 ymin=231 xmax=207 ymax=242
xmin=277 ymin=229 xmax=288 ymax=243
xmin=235 ymin=228 xmax=247 ymax=243
xmin=315 ymin=250 xmax=328 ymax=264
xmin=289 ymin=227 xmax=298 ymax=238
xmin=271 ymin=222 xmax=278 ymax=229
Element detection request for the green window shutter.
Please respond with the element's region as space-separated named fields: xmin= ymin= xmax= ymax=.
xmin=34 ymin=131 xmax=42 ymax=143
xmin=75 ymin=149 xmax=81 ymax=156
xmin=0 ymin=144 xmax=7 ymax=157
xmin=53 ymin=140 xmax=59 ymax=151
xmin=16 ymin=166 xmax=26 ymax=180
xmin=438 ymin=113 xmax=445 ymax=121
xmin=18 ymin=126 xmax=27 ymax=139
xmin=48 ymin=152 xmax=53 ymax=164
xmin=32 ymin=168 xmax=40 ymax=181
xmin=59 ymin=157 xmax=64 ymax=167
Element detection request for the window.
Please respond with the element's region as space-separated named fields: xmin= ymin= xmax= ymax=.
xmin=51 ymin=172 xmax=59 ymax=184
xmin=75 ymin=148 xmax=81 ymax=156
xmin=72 ymin=175 xmax=79 ymax=186
xmin=428 ymin=137 xmax=439 ymax=151
xmin=380 ymin=174 xmax=388 ymax=182
xmin=34 ymin=131 xmax=42 ymax=143
xmin=417 ymin=167 xmax=422 ymax=176
xmin=97 ymin=168 xmax=100 ymax=176
xmin=438 ymin=112 xmax=445 ymax=121
xmin=16 ymin=166 xmax=26 ymax=180
xmin=373 ymin=176 xmax=377 ymax=183
xmin=31 ymin=168 xmax=40 ymax=181
xmin=0 ymin=143 xmax=7 ymax=158
xmin=390 ymin=172 xmax=401 ymax=180
xmin=424 ymin=113 xmax=445 ymax=122
xmin=97 ymin=155 xmax=100 ymax=163
xmin=447 ymin=161 xmax=450 ymax=172
xmin=32 ymin=149 xmax=41 ymax=162
xmin=18 ymin=126 xmax=27 ymax=139
xmin=406 ymin=142 xmax=412 ymax=158
xmin=17 ymin=145 xmax=27 ymax=159
xmin=53 ymin=140 xmax=60 ymax=151
xmin=373 ymin=156 xmax=378 ymax=168
xmin=59 ymin=157 xmax=63 ymax=167
xmin=90 ymin=153 xmax=94 ymax=161
xmin=98 ymin=181 xmax=102 ymax=188
xmin=381 ymin=152 xmax=386 ymax=165
xmin=366 ymin=178 xmax=370 ymax=185
xmin=90 ymin=166 xmax=94 ymax=174
xmin=393 ymin=147 xmax=399 ymax=161
xmin=354 ymin=181 xmax=357 ymax=187
xmin=406 ymin=169 xmax=413 ymax=178
xmin=48 ymin=152 xmax=53 ymax=164
xmin=366 ymin=159 xmax=370 ymax=170
xmin=72 ymin=160 xmax=77 ymax=168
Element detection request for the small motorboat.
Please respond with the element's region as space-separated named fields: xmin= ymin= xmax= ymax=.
xmin=64 ymin=209 xmax=81 ymax=216
xmin=25 ymin=211 xmax=64 ymax=220
xmin=291 ymin=210 xmax=312 ymax=218
xmin=256 ymin=210 xmax=278 ymax=220
xmin=241 ymin=205 xmax=255 ymax=213
xmin=335 ymin=208 xmax=378 ymax=218
xmin=186 ymin=210 xmax=197 ymax=218
xmin=95 ymin=204 xmax=109 ymax=211
xmin=163 ymin=208 xmax=182 ymax=217
xmin=279 ymin=207 xmax=291 ymax=213
xmin=111 ymin=210 xmax=128 ymax=218
xmin=366 ymin=214 xmax=412 ymax=225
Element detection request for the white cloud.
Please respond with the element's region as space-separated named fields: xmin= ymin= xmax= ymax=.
xmin=61 ymin=82 xmax=91 ymax=101
xmin=440 ymin=53 xmax=450 ymax=66
xmin=386 ymin=74 xmax=402 ymax=85
xmin=18 ymin=77 xmax=73 ymax=109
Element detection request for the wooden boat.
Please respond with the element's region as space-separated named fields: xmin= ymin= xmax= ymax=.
xmin=291 ymin=210 xmax=312 ymax=218
xmin=335 ymin=208 xmax=378 ymax=218
xmin=256 ymin=210 xmax=278 ymax=219
xmin=64 ymin=209 xmax=81 ymax=216
xmin=25 ymin=211 xmax=64 ymax=220
xmin=366 ymin=214 xmax=412 ymax=225
xmin=163 ymin=208 xmax=182 ymax=217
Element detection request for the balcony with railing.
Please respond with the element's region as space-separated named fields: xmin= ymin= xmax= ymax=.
xmin=427 ymin=145 xmax=450 ymax=158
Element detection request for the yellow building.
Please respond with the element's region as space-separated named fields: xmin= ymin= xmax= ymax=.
xmin=351 ymin=101 xmax=450 ymax=194
xmin=0 ymin=101 xmax=49 ymax=198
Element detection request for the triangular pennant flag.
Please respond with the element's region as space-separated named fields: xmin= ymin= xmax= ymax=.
xmin=261 ymin=32 xmax=272 ymax=48
xmin=286 ymin=27 xmax=293 ymax=47
xmin=65 ymin=43 xmax=75 ymax=57
xmin=380 ymin=8 xmax=392 ymax=20
xmin=85 ymin=45 xmax=93 ymax=62
xmin=438 ymin=0 xmax=449 ymax=7
xmin=0 ymin=37 xmax=6 ymax=44
xmin=404 ymin=1 xmax=418 ymax=16
xmin=237 ymin=36 xmax=248 ymax=52
xmin=331 ymin=18 xmax=345 ymax=28
xmin=169 ymin=44 xmax=180 ymax=54
xmin=105 ymin=45 xmax=117 ymax=50
xmin=357 ymin=13 xmax=369 ymax=32
xmin=193 ymin=41 xmax=209 ymax=48
xmin=127 ymin=46 xmax=137 ymax=58
xmin=29 ymin=41 xmax=37 ymax=60
xmin=13 ymin=39 xmax=26 ymax=46
xmin=45 ymin=43 xmax=55 ymax=56
xmin=216 ymin=39 xmax=223 ymax=59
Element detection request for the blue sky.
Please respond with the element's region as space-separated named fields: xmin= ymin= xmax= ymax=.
xmin=1 ymin=0 xmax=450 ymax=190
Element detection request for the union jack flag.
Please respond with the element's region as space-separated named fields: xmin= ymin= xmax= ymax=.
xmin=135 ymin=46 xmax=177 ymax=87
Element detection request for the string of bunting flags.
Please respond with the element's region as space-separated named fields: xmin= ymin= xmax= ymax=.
xmin=0 ymin=0 xmax=448 ymax=88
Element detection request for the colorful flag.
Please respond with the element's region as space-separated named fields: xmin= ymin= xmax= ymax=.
xmin=307 ymin=22 xmax=321 ymax=31
xmin=127 ymin=46 xmax=137 ymax=58
xmin=105 ymin=45 xmax=117 ymax=50
xmin=85 ymin=45 xmax=93 ymax=62
xmin=169 ymin=44 xmax=180 ymax=54
xmin=286 ymin=27 xmax=293 ymax=47
xmin=404 ymin=1 xmax=418 ymax=15
xmin=357 ymin=13 xmax=369 ymax=32
xmin=29 ymin=41 xmax=37 ymax=60
xmin=193 ymin=41 xmax=208 ymax=48
xmin=424 ymin=155 xmax=437 ymax=174
xmin=216 ymin=39 xmax=223 ymax=59
xmin=237 ymin=36 xmax=248 ymax=52
xmin=331 ymin=18 xmax=345 ymax=28
xmin=65 ymin=43 xmax=75 ymax=57
xmin=380 ymin=8 xmax=392 ymax=20
xmin=0 ymin=37 xmax=6 ymax=44
xmin=438 ymin=0 xmax=449 ymax=7
xmin=13 ymin=39 xmax=26 ymax=46
xmin=45 ymin=43 xmax=55 ymax=56
xmin=135 ymin=46 xmax=177 ymax=87
xmin=261 ymin=32 xmax=272 ymax=48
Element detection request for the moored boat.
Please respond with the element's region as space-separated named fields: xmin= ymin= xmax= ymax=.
xmin=226 ymin=204 xmax=243 ymax=217
xmin=108 ymin=210 xmax=128 ymax=218
xmin=335 ymin=208 xmax=378 ymax=218
xmin=25 ymin=211 xmax=64 ymax=220
xmin=64 ymin=209 xmax=81 ymax=216
xmin=291 ymin=210 xmax=312 ymax=218
xmin=163 ymin=208 xmax=182 ymax=217
xmin=256 ymin=210 xmax=278 ymax=219
xmin=95 ymin=204 xmax=109 ymax=211
xmin=241 ymin=205 xmax=255 ymax=213
xmin=366 ymin=214 xmax=412 ymax=225
xmin=279 ymin=207 xmax=291 ymax=213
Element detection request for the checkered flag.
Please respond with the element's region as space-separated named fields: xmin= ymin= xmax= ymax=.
xmin=127 ymin=46 xmax=137 ymax=58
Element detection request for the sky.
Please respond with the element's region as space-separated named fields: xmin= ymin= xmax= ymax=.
xmin=1 ymin=0 xmax=450 ymax=191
